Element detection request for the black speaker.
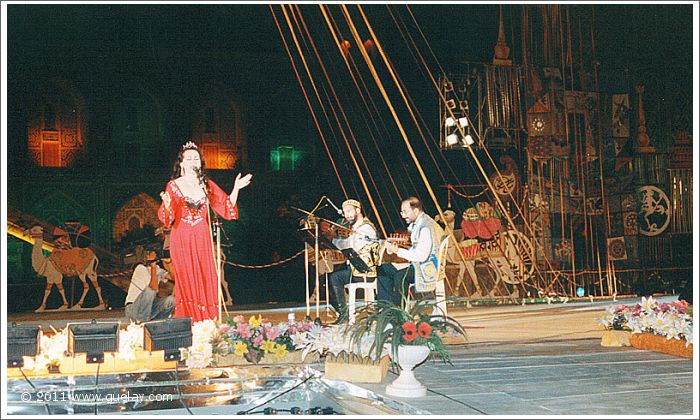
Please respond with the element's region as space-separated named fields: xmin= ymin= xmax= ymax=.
xmin=67 ymin=319 xmax=119 ymax=363
xmin=8 ymin=323 xmax=41 ymax=368
xmin=143 ymin=317 xmax=192 ymax=361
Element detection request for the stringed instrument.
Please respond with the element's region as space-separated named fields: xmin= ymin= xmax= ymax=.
xmin=376 ymin=233 xmax=411 ymax=265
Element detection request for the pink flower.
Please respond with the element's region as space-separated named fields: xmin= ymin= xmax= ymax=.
xmin=236 ymin=324 xmax=252 ymax=338
xmin=252 ymin=335 xmax=264 ymax=347
xmin=673 ymin=300 xmax=688 ymax=313
xmin=265 ymin=326 xmax=281 ymax=341
xmin=658 ymin=302 xmax=671 ymax=313
xmin=233 ymin=315 xmax=245 ymax=324
xmin=218 ymin=324 xmax=232 ymax=334
xmin=614 ymin=305 xmax=630 ymax=314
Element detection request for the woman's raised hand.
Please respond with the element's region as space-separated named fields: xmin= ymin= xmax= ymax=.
xmin=234 ymin=173 xmax=253 ymax=191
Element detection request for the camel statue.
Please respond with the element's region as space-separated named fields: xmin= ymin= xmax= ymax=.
xmin=446 ymin=229 xmax=533 ymax=299
xmin=28 ymin=225 xmax=106 ymax=311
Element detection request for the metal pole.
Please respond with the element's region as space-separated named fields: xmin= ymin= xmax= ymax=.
xmin=304 ymin=244 xmax=310 ymax=318
xmin=216 ymin=222 xmax=222 ymax=321
xmin=314 ymin=218 xmax=320 ymax=319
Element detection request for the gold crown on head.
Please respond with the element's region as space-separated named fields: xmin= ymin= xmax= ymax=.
xmin=182 ymin=141 xmax=198 ymax=150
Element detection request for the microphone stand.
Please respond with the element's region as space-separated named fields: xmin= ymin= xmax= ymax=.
xmin=212 ymin=213 xmax=224 ymax=321
xmin=199 ymin=168 xmax=227 ymax=322
xmin=292 ymin=202 xmax=325 ymax=324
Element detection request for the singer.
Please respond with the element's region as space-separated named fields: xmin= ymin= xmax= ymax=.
xmin=158 ymin=141 xmax=252 ymax=322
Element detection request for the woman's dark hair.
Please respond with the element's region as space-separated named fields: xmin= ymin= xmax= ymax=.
xmin=171 ymin=143 xmax=210 ymax=197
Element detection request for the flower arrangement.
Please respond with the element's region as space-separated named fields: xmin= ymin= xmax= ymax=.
xmin=348 ymin=297 xmax=467 ymax=364
xmin=182 ymin=315 xmax=316 ymax=368
xmin=597 ymin=297 xmax=693 ymax=346
xmin=291 ymin=324 xmax=390 ymax=364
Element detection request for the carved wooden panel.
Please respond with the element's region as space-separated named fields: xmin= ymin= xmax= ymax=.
xmin=42 ymin=142 xmax=60 ymax=167
xmin=61 ymin=129 xmax=79 ymax=147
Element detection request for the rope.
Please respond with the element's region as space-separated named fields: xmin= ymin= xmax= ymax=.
xmin=447 ymin=184 xmax=490 ymax=199
xmin=96 ymin=248 xmax=305 ymax=278
xmin=98 ymin=270 xmax=133 ymax=278
xmin=268 ymin=5 xmax=348 ymax=197
xmin=224 ymin=249 xmax=305 ymax=269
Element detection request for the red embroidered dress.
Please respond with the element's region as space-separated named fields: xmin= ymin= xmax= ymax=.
xmin=158 ymin=179 xmax=238 ymax=322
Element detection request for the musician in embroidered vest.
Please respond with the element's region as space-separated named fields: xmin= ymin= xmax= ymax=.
xmin=377 ymin=197 xmax=445 ymax=307
xmin=327 ymin=199 xmax=379 ymax=323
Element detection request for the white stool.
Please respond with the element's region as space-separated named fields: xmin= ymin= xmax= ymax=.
xmin=345 ymin=276 xmax=376 ymax=324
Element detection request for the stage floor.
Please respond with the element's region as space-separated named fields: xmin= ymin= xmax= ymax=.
xmin=7 ymin=302 xmax=337 ymax=330
xmin=6 ymin=295 xmax=695 ymax=415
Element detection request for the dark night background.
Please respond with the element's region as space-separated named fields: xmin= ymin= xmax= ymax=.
xmin=4 ymin=3 xmax=694 ymax=312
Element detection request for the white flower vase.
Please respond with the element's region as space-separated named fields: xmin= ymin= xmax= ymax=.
xmin=385 ymin=345 xmax=431 ymax=398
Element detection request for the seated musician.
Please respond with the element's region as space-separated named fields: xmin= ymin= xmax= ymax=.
xmin=328 ymin=199 xmax=379 ymax=323
xmin=377 ymin=197 xmax=445 ymax=307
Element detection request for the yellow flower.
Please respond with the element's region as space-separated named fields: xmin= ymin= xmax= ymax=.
xmin=233 ymin=341 xmax=249 ymax=357
xmin=248 ymin=315 xmax=262 ymax=329
xmin=260 ymin=340 xmax=277 ymax=354
xmin=272 ymin=343 xmax=288 ymax=359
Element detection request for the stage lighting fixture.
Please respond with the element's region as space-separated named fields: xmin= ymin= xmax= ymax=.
xmin=458 ymin=117 xmax=468 ymax=128
xmin=445 ymin=99 xmax=456 ymax=109
xmin=67 ymin=319 xmax=119 ymax=363
xmin=463 ymin=133 xmax=475 ymax=146
xmin=143 ymin=317 xmax=193 ymax=361
xmin=443 ymin=80 xmax=453 ymax=92
xmin=445 ymin=117 xmax=456 ymax=127
xmin=446 ymin=134 xmax=459 ymax=146
xmin=8 ymin=323 xmax=41 ymax=368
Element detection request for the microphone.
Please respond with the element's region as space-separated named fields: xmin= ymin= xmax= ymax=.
xmin=193 ymin=165 xmax=204 ymax=185
xmin=326 ymin=197 xmax=343 ymax=216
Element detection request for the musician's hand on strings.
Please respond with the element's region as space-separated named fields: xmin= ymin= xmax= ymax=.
xmin=385 ymin=241 xmax=400 ymax=255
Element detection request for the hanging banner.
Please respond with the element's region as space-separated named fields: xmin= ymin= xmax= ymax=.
xmin=623 ymin=211 xmax=639 ymax=236
xmin=612 ymin=94 xmax=630 ymax=138
xmin=607 ymin=237 xmax=628 ymax=261
xmin=637 ymin=185 xmax=671 ymax=236
xmin=489 ymin=170 xmax=517 ymax=197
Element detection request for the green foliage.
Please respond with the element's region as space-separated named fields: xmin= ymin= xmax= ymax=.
xmin=348 ymin=297 xmax=467 ymax=365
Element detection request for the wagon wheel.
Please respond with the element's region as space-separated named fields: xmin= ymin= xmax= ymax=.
xmin=496 ymin=230 xmax=535 ymax=285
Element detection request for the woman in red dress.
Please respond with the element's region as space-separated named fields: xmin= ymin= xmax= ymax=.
xmin=158 ymin=142 xmax=252 ymax=322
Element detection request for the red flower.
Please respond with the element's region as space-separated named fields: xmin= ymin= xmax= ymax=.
xmin=402 ymin=322 xmax=417 ymax=343
xmin=417 ymin=322 xmax=432 ymax=339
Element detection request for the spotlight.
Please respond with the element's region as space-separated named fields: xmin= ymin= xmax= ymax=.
xmin=463 ymin=134 xmax=475 ymax=146
xmin=458 ymin=117 xmax=468 ymax=128
xmin=445 ymin=99 xmax=456 ymax=109
xmin=143 ymin=317 xmax=193 ymax=361
xmin=443 ymin=80 xmax=453 ymax=92
xmin=446 ymin=134 xmax=459 ymax=146
xmin=67 ymin=319 xmax=119 ymax=364
xmin=445 ymin=117 xmax=456 ymax=127
xmin=8 ymin=323 xmax=41 ymax=368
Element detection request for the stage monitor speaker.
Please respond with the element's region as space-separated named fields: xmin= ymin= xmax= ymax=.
xmin=143 ymin=317 xmax=192 ymax=361
xmin=8 ymin=323 xmax=41 ymax=368
xmin=67 ymin=319 xmax=119 ymax=363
